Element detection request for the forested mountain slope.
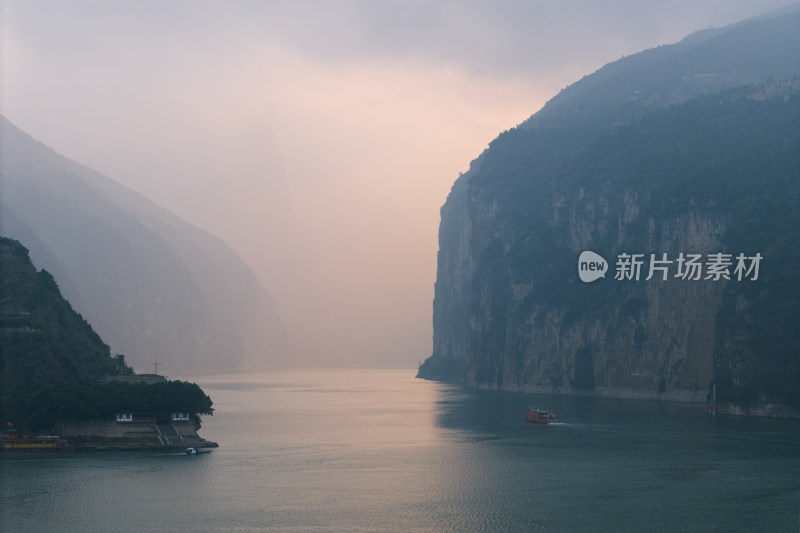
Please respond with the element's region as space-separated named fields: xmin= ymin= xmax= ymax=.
xmin=419 ymin=8 xmax=800 ymax=416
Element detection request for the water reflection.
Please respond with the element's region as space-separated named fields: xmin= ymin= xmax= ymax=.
xmin=2 ymin=369 xmax=797 ymax=533
xmin=434 ymin=385 xmax=800 ymax=453
xmin=430 ymin=382 xmax=800 ymax=532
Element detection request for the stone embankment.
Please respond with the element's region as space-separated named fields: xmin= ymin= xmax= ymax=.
xmin=55 ymin=419 xmax=218 ymax=450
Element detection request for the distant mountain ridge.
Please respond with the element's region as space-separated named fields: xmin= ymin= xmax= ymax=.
xmin=528 ymin=5 xmax=800 ymax=134
xmin=0 ymin=116 xmax=286 ymax=373
xmin=418 ymin=7 xmax=800 ymax=416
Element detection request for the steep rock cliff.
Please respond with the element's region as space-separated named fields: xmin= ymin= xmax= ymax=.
xmin=419 ymin=9 xmax=800 ymax=415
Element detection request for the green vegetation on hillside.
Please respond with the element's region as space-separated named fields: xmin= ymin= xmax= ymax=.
xmin=422 ymin=9 xmax=800 ymax=416
xmin=465 ymin=89 xmax=799 ymax=407
xmin=0 ymin=237 xmax=213 ymax=430
xmin=21 ymin=379 xmax=214 ymax=430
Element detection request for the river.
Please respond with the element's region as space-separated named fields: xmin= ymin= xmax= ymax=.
xmin=2 ymin=368 xmax=798 ymax=532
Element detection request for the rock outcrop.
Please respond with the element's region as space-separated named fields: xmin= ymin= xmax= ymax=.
xmin=419 ymin=8 xmax=800 ymax=416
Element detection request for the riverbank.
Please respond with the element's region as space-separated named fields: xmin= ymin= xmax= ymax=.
xmin=2 ymin=417 xmax=219 ymax=452
xmin=1 ymin=436 xmax=218 ymax=452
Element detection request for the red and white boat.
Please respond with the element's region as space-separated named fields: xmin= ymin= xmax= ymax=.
xmin=525 ymin=407 xmax=557 ymax=424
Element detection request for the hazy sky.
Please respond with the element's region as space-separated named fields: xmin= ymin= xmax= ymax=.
xmin=1 ymin=1 xmax=792 ymax=368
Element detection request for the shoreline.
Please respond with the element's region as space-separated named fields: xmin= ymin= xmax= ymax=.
xmin=1 ymin=436 xmax=219 ymax=453
xmin=417 ymin=374 xmax=800 ymax=419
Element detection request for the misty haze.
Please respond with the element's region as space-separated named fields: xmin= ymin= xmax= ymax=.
xmin=1 ymin=2 xmax=798 ymax=532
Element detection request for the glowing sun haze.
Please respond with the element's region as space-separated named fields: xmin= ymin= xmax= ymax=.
xmin=1 ymin=0 xmax=791 ymax=368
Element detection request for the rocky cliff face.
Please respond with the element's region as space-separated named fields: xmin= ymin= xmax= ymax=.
xmin=419 ymin=9 xmax=800 ymax=416
xmin=461 ymin=194 xmax=726 ymax=402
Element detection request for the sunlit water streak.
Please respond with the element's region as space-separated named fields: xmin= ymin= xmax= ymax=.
xmin=1 ymin=368 xmax=798 ymax=532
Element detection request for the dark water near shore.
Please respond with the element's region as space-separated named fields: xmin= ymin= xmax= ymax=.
xmin=2 ymin=369 xmax=798 ymax=532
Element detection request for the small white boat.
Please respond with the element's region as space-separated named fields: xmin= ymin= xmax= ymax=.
xmin=184 ymin=447 xmax=211 ymax=455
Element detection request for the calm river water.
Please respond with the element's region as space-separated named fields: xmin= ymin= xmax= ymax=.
xmin=1 ymin=368 xmax=798 ymax=532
